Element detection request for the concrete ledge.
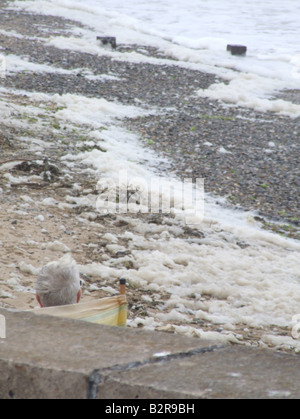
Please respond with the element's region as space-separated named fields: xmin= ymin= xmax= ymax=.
xmin=0 ymin=308 xmax=221 ymax=399
xmin=1 ymin=308 xmax=300 ymax=399
xmin=104 ymin=346 xmax=300 ymax=399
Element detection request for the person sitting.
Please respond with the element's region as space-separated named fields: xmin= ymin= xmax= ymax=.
xmin=35 ymin=254 xmax=82 ymax=308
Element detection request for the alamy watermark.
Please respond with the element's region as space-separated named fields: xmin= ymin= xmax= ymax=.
xmin=0 ymin=54 xmax=6 ymax=79
xmin=96 ymin=171 xmax=204 ymax=225
xmin=292 ymin=315 xmax=300 ymax=339
xmin=0 ymin=315 xmax=6 ymax=339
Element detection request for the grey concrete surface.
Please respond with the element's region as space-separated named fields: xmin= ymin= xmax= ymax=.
xmin=0 ymin=308 xmax=300 ymax=399
xmin=104 ymin=346 xmax=300 ymax=399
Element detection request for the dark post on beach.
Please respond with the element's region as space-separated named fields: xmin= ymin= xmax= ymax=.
xmin=97 ymin=36 xmax=117 ymax=49
xmin=227 ymin=44 xmax=247 ymax=56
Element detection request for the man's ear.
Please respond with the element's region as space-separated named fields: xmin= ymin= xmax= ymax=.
xmin=36 ymin=294 xmax=43 ymax=308
xmin=77 ymin=289 xmax=82 ymax=303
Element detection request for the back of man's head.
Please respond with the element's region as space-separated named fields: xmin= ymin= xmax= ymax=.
xmin=36 ymin=254 xmax=82 ymax=307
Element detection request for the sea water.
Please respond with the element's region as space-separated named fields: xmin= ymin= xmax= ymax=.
xmin=12 ymin=0 xmax=300 ymax=116
xmin=95 ymin=0 xmax=300 ymax=114
xmin=84 ymin=0 xmax=300 ymax=62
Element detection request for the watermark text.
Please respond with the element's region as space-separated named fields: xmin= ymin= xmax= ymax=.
xmin=291 ymin=55 xmax=300 ymax=80
xmin=292 ymin=314 xmax=300 ymax=339
xmin=96 ymin=172 xmax=204 ymax=225
xmin=0 ymin=315 xmax=6 ymax=339
xmin=0 ymin=54 xmax=6 ymax=78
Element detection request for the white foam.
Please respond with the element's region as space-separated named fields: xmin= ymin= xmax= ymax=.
xmin=3 ymin=2 xmax=300 ymax=350
xmin=53 ymin=93 xmax=156 ymax=127
xmin=198 ymin=73 xmax=300 ymax=118
xmin=4 ymin=54 xmax=119 ymax=82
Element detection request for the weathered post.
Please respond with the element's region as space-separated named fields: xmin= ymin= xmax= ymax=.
xmin=227 ymin=44 xmax=247 ymax=56
xmin=97 ymin=36 xmax=117 ymax=49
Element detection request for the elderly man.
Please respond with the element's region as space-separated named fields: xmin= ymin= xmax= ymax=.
xmin=35 ymin=254 xmax=82 ymax=308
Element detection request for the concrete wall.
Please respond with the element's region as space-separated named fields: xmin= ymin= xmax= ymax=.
xmin=1 ymin=308 xmax=300 ymax=399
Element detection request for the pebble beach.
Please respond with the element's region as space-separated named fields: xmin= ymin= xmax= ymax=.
xmin=1 ymin=4 xmax=299 ymax=236
xmin=0 ymin=1 xmax=300 ymax=351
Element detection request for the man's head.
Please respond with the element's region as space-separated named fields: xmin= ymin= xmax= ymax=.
xmin=35 ymin=254 xmax=82 ymax=308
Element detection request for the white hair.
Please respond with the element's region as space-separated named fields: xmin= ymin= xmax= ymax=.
xmin=36 ymin=254 xmax=81 ymax=307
